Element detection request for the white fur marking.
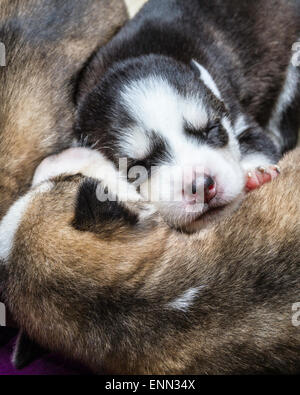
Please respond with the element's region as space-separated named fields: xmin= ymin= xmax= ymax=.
xmin=192 ymin=60 xmax=222 ymax=100
xmin=120 ymin=126 xmax=151 ymax=160
xmin=167 ymin=287 xmax=204 ymax=312
xmin=120 ymin=76 xmax=209 ymax=154
xmin=0 ymin=182 xmax=53 ymax=262
xmin=234 ymin=114 xmax=250 ymax=137
xmin=33 ymin=148 xmax=141 ymax=203
xmin=268 ymin=62 xmax=299 ymax=149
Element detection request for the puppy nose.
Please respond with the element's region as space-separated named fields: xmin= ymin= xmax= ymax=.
xmin=203 ymin=175 xmax=216 ymax=203
xmin=191 ymin=175 xmax=216 ymax=203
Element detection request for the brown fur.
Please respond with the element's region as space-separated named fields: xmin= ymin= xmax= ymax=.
xmin=1 ymin=0 xmax=299 ymax=374
xmin=0 ymin=0 xmax=128 ymax=220
xmin=3 ymin=149 xmax=300 ymax=374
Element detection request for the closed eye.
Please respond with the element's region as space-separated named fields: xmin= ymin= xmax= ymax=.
xmin=207 ymin=120 xmax=221 ymax=135
xmin=127 ymin=132 xmax=172 ymax=174
xmin=184 ymin=119 xmax=220 ymax=139
xmin=184 ymin=119 xmax=228 ymax=147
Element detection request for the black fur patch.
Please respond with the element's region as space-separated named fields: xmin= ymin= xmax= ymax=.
xmin=72 ymin=178 xmax=139 ymax=234
xmin=0 ymin=328 xmax=18 ymax=348
xmin=13 ymin=331 xmax=47 ymax=370
xmin=238 ymin=127 xmax=280 ymax=162
xmin=279 ymin=87 xmax=300 ymax=154
xmin=184 ymin=120 xmax=229 ymax=148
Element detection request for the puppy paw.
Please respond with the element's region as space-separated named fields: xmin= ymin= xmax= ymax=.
xmin=246 ymin=165 xmax=280 ymax=191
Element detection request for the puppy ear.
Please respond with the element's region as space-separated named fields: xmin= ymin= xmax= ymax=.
xmin=72 ymin=178 xmax=139 ymax=235
xmin=12 ymin=331 xmax=47 ymax=370
xmin=191 ymin=60 xmax=222 ymax=100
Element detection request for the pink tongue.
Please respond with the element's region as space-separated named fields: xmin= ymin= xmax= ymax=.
xmin=246 ymin=168 xmax=279 ymax=192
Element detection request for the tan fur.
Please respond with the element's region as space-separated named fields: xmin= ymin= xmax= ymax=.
xmin=0 ymin=0 xmax=128 ymax=220
xmin=1 ymin=0 xmax=299 ymax=374
xmin=2 ymin=149 xmax=300 ymax=374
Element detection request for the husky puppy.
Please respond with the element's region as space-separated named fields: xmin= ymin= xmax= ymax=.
xmin=75 ymin=0 xmax=300 ymax=232
xmin=0 ymin=0 xmax=128 ymax=367
xmin=1 ymin=147 xmax=299 ymax=374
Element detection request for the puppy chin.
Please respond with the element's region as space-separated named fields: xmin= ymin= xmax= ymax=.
xmin=155 ymin=190 xmax=245 ymax=234
xmin=179 ymin=194 xmax=245 ymax=234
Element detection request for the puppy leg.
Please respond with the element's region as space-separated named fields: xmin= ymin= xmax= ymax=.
xmin=246 ymin=166 xmax=280 ymax=191
xmin=238 ymin=127 xmax=281 ymax=191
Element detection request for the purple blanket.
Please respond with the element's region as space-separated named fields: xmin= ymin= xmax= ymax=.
xmin=0 ymin=328 xmax=92 ymax=375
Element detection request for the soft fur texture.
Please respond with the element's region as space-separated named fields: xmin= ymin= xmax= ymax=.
xmin=0 ymin=0 xmax=128 ymax=222
xmin=74 ymin=0 xmax=300 ymax=231
xmin=1 ymin=0 xmax=299 ymax=375
xmin=0 ymin=0 xmax=128 ymax=368
xmin=1 ymin=149 xmax=299 ymax=374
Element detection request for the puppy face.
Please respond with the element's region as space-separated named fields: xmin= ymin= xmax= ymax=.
xmin=76 ymin=55 xmax=245 ymax=231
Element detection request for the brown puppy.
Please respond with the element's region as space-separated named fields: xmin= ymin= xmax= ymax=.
xmin=1 ymin=148 xmax=299 ymax=374
xmin=0 ymin=0 xmax=128 ymax=367
xmin=0 ymin=0 xmax=128 ymax=221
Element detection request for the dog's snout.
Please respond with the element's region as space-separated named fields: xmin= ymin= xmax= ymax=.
xmin=203 ymin=175 xmax=216 ymax=203
xmin=191 ymin=180 xmax=197 ymax=195
xmin=190 ymin=175 xmax=216 ymax=203
xmin=204 ymin=175 xmax=215 ymax=191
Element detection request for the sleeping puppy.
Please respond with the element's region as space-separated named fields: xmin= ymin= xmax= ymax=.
xmin=75 ymin=0 xmax=299 ymax=232
xmin=0 ymin=0 xmax=128 ymax=368
xmin=1 ymin=148 xmax=299 ymax=374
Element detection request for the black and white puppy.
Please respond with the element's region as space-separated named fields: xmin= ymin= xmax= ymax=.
xmin=75 ymin=0 xmax=300 ymax=231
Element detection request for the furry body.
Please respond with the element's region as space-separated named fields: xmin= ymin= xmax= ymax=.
xmin=1 ymin=148 xmax=299 ymax=374
xmin=0 ymin=0 xmax=127 ymax=221
xmin=0 ymin=0 xmax=128 ymax=367
xmin=75 ymin=0 xmax=300 ymax=231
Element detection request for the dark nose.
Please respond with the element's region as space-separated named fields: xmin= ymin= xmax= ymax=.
xmin=204 ymin=175 xmax=217 ymax=203
xmin=204 ymin=175 xmax=215 ymax=190
xmin=203 ymin=175 xmax=216 ymax=203
xmin=191 ymin=175 xmax=216 ymax=203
